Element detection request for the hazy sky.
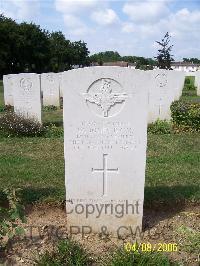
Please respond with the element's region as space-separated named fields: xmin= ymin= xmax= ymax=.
xmin=1 ymin=0 xmax=200 ymax=59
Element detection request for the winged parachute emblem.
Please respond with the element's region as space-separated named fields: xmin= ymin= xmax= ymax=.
xmin=82 ymin=79 xmax=130 ymax=117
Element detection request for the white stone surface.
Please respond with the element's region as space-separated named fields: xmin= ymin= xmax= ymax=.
xmin=147 ymin=69 xmax=186 ymax=124
xmin=58 ymin=72 xmax=63 ymax=98
xmin=148 ymin=70 xmax=177 ymax=123
xmin=13 ymin=73 xmax=42 ymax=123
xmin=168 ymin=71 xmax=185 ymax=100
xmin=41 ymin=73 xmax=60 ymax=106
xmin=195 ymin=71 xmax=200 ymax=96
xmin=63 ymin=67 xmax=149 ymax=236
xmin=3 ymin=74 xmax=14 ymax=106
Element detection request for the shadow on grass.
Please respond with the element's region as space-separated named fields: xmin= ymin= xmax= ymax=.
xmin=0 ymin=187 xmax=65 ymax=207
xmin=144 ymin=185 xmax=200 ymax=208
xmin=143 ymin=185 xmax=200 ymax=229
xmin=21 ymin=187 xmax=65 ymax=204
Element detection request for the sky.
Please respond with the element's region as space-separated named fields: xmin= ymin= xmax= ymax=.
xmin=1 ymin=0 xmax=200 ymax=60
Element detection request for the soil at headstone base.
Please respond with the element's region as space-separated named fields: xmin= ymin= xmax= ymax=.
xmin=2 ymin=203 xmax=200 ymax=266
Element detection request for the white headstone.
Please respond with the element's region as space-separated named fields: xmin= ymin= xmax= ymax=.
xmin=195 ymin=72 xmax=200 ymax=96
xmin=148 ymin=70 xmax=175 ymax=123
xmin=41 ymin=73 xmax=60 ymax=107
xmin=58 ymin=72 xmax=63 ymax=98
xmin=168 ymin=71 xmax=185 ymax=101
xmin=3 ymin=74 xmax=14 ymax=106
xmin=63 ymin=67 xmax=149 ymax=236
xmin=13 ymin=73 xmax=42 ymax=123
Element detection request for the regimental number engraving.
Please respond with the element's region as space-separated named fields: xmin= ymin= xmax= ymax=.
xmin=155 ymin=73 xmax=168 ymax=88
xmin=82 ymin=78 xmax=131 ymax=118
xmin=20 ymin=78 xmax=32 ymax=91
xmin=92 ymin=154 xmax=119 ymax=196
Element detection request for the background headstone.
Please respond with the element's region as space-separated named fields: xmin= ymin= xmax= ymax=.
xmin=3 ymin=74 xmax=14 ymax=106
xmin=195 ymin=71 xmax=200 ymax=96
xmin=148 ymin=70 xmax=177 ymax=123
xmin=63 ymin=67 xmax=149 ymax=235
xmin=168 ymin=71 xmax=185 ymax=101
xmin=13 ymin=73 xmax=42 ymax=123
xmin=148 ymin=69 xmax=174 ymax=123
xmin=58 ymin=72 xmax=63 ymax=98
xmin=41 ymin=73 xmax=60 ymax=107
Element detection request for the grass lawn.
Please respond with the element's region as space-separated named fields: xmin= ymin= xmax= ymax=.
xmin=0 ymin=78 xmax=199 ymax=206
xmin=180 ymin=95 xmax=200 ymax=102
xmin=185 ymin=75 xmax=195 ymax=85
xmin=0 ymin=79 xmax=199 ymax=265
xmin=0 ymin=133 xmax=199 ymax=206
xmin=181 ymin=75 xmax=199 ymax=101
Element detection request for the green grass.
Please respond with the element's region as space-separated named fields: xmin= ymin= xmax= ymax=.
xmin=0 ymin=79 xmax=199 ymax=206
xmin=181 ymin=75 xmax=199 ymax=101
xmin=107 ymin=248 xmax=178 ymax=266
xmin=185 ymin=76 xmax=195 ymax=86
xmin=36 ymin=240 xmax=178 ymax=266
xmin=180 ymin=95 xmax=200 ymax=103
xmin=145 ymin=133 xmax=200 ymax=206
xmin=0 ymin=133 xmax=199 ymax=206
xmin=36 ymin=240 xmax=93 ymax=266
xmin=176 ymin=225 xmax=200 ymax=255
xmin=0 ymin=137 xmax=65 ymax=204
xmin=42 ymin=108 xmax=63 ymax=126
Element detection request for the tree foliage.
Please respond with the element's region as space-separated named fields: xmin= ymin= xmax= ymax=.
xmin=49 ymin=31 xmax=71 ymax=72
xmin=90 ymin=51 xmax=121 ymax=65
xmin=17 ymin=22 xmax=50 ymax=73
xmin=0 ymin=14 xmax=19 ymax=74
xmin=183 ymin=58 xmax=200 ymax=64
xmin=0 ymin=14 xmax=90 ymax=77
xmin=89 ymin=51 xmax=156 ymax=69
xmin=155 ymin=32 xmax=174 ymax=70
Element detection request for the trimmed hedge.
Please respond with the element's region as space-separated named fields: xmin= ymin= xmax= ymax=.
xmin=171 ymin=101 xmax=200 ymax=131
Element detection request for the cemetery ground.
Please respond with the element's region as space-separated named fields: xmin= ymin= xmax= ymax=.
xmin=0 ymin=81 xmax=199 ymax=265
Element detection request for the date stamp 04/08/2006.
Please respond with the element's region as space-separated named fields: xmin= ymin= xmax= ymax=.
xmin=124 ymin=242 xmax=179 ymax=253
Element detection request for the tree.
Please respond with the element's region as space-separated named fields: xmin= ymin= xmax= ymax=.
xmin=0 ymin=14 xmax=20 ymax=76
xmin=49 ymin=31 xmax=72 ymax=72
xmin=155 ymin=32 xmax=174 ymax=69
xmin=183 ymin=58 xmax=200 ymax=64
xmin=17 ymin=22 xmax=50 ymax=73
xmin=71 ymin=41 xmax=90 ymax=67
xmin=90 ymin=51 xmax=121 ymax=64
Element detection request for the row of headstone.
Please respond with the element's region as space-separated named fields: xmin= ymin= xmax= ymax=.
xmin=3 ymin=72 xmax=63 ymax=108
xmin=1 ymin=67 xmax=196 ymax=236
xmin=2 ymin=69 xmax=189 ymax=126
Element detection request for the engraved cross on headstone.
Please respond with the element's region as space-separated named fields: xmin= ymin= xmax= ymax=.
xmin=92 ymin=154 xmax=119 ymax=196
